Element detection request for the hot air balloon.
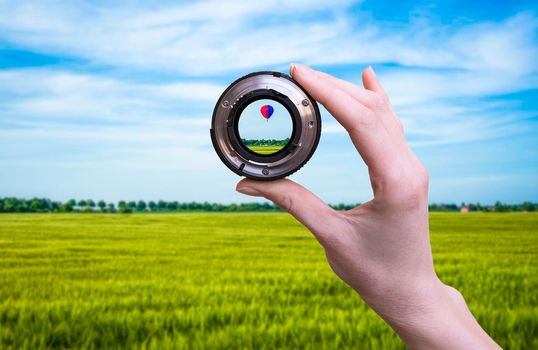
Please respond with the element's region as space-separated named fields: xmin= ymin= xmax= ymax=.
xmin=260 ymin=104 xmax=274 ymax=122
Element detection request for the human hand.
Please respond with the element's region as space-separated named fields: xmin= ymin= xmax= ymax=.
xmin=236 ymin=64 xmax=500 ymax=349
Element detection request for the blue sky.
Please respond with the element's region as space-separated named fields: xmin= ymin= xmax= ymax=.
xmin=0 ymin=0 xmax=537 ymax=204
xmin=239 ymin=100 xmax=292 ymax=141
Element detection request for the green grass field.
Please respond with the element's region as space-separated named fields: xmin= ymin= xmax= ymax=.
xmin=0 ymin=213 xmax=536 ymax=349
xmin=247 ymin=145 xmax=284 ymax=155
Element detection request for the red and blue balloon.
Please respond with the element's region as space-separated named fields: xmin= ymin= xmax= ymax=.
xmin=260 ymin=104 xmax=274 ymax=121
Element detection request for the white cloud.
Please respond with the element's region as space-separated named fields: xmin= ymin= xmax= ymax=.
xmin=0 ymin=69 xmax=223 ymax=123
xmin=0 ymin=0 xmax=353 ymax=74
xmin=379 ymin=68 xmax=538 ymax=107
xmin=0 ymin=68 xmax=218 ymax=174
xmin=0 ymin=2 xmax=536 ymax=75
xmin=313 ymin=12 xmax=538 ymax=75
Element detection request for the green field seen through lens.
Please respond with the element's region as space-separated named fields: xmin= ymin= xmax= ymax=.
xmin=246 ymin=145 xmax=285 ymax=154
xmin=0 ymin=212 xmax=536 ymax=349
xmin=241 ymin=138 xmax=288 ymax=155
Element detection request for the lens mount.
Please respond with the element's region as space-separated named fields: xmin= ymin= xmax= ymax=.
xmin=211 ymin=71 xmax=321 ymax=180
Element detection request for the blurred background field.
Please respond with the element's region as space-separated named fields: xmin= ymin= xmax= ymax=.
xmin=0 ymin=212 xmax=536 ymax=349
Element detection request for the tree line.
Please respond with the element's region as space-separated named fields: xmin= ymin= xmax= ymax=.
xmin=0 ymin=198 xmax=281 ymax=213
xmin=241 ymin=138 xmax=290 ymax=146
xmin=0 ymin=197 xmax=535 ymax=213
xmin=429 ymin=202 xmax=536 ymax=212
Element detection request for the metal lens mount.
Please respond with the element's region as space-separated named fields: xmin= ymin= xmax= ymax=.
xmin=211 ymin=71 xmax=321 ymax=180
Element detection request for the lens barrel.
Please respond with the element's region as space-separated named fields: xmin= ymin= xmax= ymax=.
xmin=211 ymin=71 xmax=321 ymax=180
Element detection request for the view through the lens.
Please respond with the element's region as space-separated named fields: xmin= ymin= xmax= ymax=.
xmin=238 ymin=99 xmax=292 ymax=155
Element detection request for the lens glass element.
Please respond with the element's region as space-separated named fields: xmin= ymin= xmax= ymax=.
xmin=238 ymin=99 xmax=292 ymax=155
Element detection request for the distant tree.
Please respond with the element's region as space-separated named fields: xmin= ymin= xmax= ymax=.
xmin=211 ymin=203 xmax=223 ymax=211
xmin=61 ymin=200 xmax=74 ymax=212
xmin=107 ymin=203 xmax=116 ymax=212
xmin=522 ymin=202 xmax=535 ymax=212
xmin=2 ymin=198 xmax=20 ymax=212
xmin=87 ymin=200 xmax=96 ymax=210
xmin=428 ymin=203 xmax=460 ymax=212
xmin=29 ymin=198 xmax=44 ymax=212
xmin=118 ymin=201 xmax=131 ymax=213
xmin=49 ymin=201 xmax=59 ymax=211
xmin=157 ymin=200 xmax=167 ymax=211
xmin=98 ymin=200 xmax=107 ymax=212
xmin=66 ymin=199 xmax=76 ymax=211
xmin=494 ymin=201 xmax=508 ymax=212
xmin=137 ymin=200 xmax=147 ymax=212
xmin=78 ymin=200 xmax=87 ymax=208
xmin=202 ymin=201 xmax=212 ymax=211
xmin=241 ymin=138 xmax=289 ymax=147
xmin=127 ymin=201 xmax=137 ymax=211
xmin=167 ymin=201 xmax=178 ymax=211
xmin=148 ymin=201 xmax=157 ymax=211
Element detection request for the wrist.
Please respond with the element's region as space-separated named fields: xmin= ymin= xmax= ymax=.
xmin=383 ymin=279 xmax=500 ymax=350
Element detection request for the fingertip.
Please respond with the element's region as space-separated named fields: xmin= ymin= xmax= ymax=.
xmin=236 ymin=179 xmax=262 ymax=196
xmin=361 ymin=65 xmax=375 ymax=76
xmin=362 ymin=66 xmax=373 ymax=84
xmin=235 ymin=178 xmax=249 ymax=191
xmin=290 ymin=63 xmax=316 ymax=79
xmin=236 ymin=178 xmax=296 ymax=198
xmin=362 ymin=65 xmax=386 ymax=97
xmin=289 ymin=63 xmax=297 ymax=77
xmin=290 ymin=64 xmax=335 ymax=107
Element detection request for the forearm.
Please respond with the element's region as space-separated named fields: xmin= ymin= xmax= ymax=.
xmin=384 ymin=280 xmax=501 ymax=350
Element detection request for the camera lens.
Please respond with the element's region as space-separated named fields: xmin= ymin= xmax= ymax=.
xmin=211 ymin=71 xmax=321 ymax=180
xmin=237 ymin=98 xmax=293 ymax=156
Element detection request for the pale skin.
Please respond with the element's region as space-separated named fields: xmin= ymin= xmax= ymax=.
xmin=236 ymin=64 xmax=501 ymax=349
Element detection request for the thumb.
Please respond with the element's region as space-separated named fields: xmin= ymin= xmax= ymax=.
xmin=236 ymin=178 xmax=341 ymax=244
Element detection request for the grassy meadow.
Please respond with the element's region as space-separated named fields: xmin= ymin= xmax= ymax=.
xmin=0 ymin=212 xmax=536 ymax=349
xmin=247 ymin=145 xmax=284 ymax=155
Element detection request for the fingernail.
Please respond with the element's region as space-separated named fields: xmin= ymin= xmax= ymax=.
xmin=368 ymin=66 xmax=376 ymax=77
xmin=236 ymin=185 xmax=262 ymax=196
xmin=290 ymin=63 xmax=297 ymax=77
xmin=290 ymin=63 xmax=314 ymax=78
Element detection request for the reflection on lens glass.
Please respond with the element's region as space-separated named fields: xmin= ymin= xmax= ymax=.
xmin=238 ymin=99 xmax=292 ymax=155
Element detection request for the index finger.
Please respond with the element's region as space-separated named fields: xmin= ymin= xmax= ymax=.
xmin=291 ymin=64 xmax=400 ymax=176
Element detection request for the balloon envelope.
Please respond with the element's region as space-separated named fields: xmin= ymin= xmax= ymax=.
xmin=260 ymin=104 xmax=274 ymax=119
